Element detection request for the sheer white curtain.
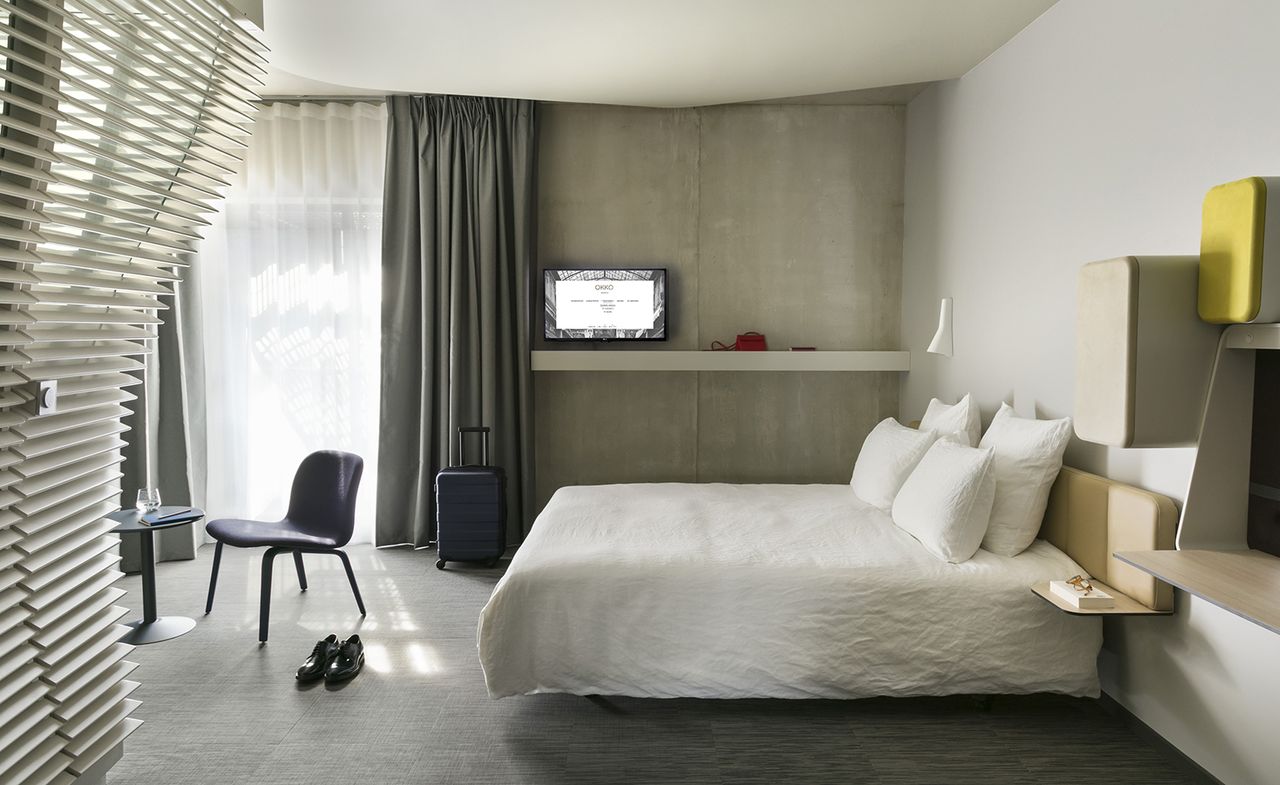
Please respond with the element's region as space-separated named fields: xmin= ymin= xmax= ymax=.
xmin=194 ymin=101 xmax=387 ymax=543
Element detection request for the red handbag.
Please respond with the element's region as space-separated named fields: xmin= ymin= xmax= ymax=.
xmin=710 ymin=331 xmax=768 ymax=351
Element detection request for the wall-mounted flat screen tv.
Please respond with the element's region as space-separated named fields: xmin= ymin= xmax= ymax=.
xmin=543 ymin=268 xmax=667 ymax=342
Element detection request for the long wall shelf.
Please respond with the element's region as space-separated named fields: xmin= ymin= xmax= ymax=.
xmin=1115 ymin=549 xmax=1280 ymax=634
xmin=531 ymin=350 xmax=910 ymax=372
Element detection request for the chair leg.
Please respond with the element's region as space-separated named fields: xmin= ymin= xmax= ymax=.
xmin=260 ymin=547 xmax=286 ymax=642
xmin=205 ymin=541 xmax=223 ymax=614
xmin=293 ymin=550 xmax=307 ymax=591
xmin=334 ymin=549 xmax=366 ymax=616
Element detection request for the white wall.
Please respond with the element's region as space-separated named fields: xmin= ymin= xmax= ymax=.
xmin=902 ymin=1 xmax=1280 ymax=783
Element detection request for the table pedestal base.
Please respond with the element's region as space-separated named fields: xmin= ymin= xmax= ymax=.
xmin=119 ymin=616 xmax=196 ymax=645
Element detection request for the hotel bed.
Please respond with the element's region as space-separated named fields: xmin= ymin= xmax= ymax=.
xmin=477 ymin=468 xmax=1175 ymax=700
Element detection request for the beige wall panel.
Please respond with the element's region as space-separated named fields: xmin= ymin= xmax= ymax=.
xmin=697 ymin=105 xmax=904 ymax=350
xmin=534 ymin=372 xmax=698 ymax=510
xmin=695 ymin=371 xmax=898 ymax=484
xmin=536 ymin=104 xmax=702 ymax=350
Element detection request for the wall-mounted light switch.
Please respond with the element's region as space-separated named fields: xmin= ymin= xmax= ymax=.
xmin=26 ymin=379 xmax=57 ymax=416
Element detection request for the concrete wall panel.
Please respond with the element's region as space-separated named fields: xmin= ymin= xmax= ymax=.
xmin=533 ymin=103 xmax=905 ymax=513
xmin=698 ymin=106 xmax=904 ymax=350
xmin=534 ymin=372 xmax=697 ymax=509
xmin=536 ymin=104 xmax=702 ymax=350
xmin=696 ymin=371 xmax=898 ymax=484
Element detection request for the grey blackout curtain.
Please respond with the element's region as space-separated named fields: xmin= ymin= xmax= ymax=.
xmin=377 ymin=95 xmax=536 ymax=548
xmin=119 ymin=289 xmax=202 ymax=571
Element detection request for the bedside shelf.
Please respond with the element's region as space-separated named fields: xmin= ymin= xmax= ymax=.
xmin=1115 ymin=549 xmax=1280 ymax=634
xmin=530 ymin=350 xmax=910 ymax=372
xmin=1030 ymin=580 xmax=1171 ymax=616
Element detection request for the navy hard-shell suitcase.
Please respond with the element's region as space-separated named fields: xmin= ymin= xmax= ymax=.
xmin=434 ymin=426 xmax=506 ymax=570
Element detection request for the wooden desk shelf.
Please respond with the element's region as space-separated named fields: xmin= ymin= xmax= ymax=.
xmin=1115 ymin=549 xmax=1280 ymax=634
xmin=1030 ymin=580 xmax=1172 ymax=616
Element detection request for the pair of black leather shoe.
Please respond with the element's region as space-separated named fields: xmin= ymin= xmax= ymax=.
xmin=296 ymin=634 xmax=365 ymax=683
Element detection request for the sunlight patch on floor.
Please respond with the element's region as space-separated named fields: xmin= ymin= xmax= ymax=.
xmin=406 ymin=642 xmax=444 ymax=674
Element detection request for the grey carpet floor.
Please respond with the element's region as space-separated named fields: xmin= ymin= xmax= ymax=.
xmin=106 ymin=544 xmax=1213 ymax=785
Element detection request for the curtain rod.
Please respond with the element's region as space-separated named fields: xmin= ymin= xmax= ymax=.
xmin=257 ymin=96 xmax=387 ymax=105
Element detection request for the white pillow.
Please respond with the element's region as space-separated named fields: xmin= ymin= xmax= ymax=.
xmin=850 ymin=418 xmax=938 ymax=511
xmin=891 ymin=440 xmax=996 ymax=563
xmin=978 ymin=403 xmax=1073 ymax=557
xmin=919 ymin=393 xmax=981 ymax=447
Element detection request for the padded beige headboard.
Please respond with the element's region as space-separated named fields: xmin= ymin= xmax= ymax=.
xmin=1040 ymin=466 xmax=1178 ymax=611
xmin=905 ymin=421 xmax=1176 ymax=609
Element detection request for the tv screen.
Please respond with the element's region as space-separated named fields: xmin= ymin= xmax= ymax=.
xmin=543 ymin=268 xmax=667 ymax=341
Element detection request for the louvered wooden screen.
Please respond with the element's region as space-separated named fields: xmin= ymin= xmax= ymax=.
xmin=0 ymin=1 xmax=261 ymax=782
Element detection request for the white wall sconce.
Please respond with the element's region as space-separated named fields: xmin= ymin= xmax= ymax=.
xmin=927 ymin=297 xmax=953 ymax=357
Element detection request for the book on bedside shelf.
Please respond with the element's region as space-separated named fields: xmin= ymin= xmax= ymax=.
xmin=1049 ymin=579 xmax=1115 ymax=609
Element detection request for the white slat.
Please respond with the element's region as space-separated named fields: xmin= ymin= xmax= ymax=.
xmin=12 ymin=469 xmax=122 ymax=518
xmin=13 ymin=436 xmax=126 ymax=480
xmin=13 ymin=452 xmax=122 ymax=499
xmin=53 ymin=664 xmax=137 ymax=724
xmin=26 ymin=562 xmax=123 ymax=635
xmin=0 ymin=586 xmax=26 ymax=622
xmin=14 ymin=452 xmax=123 ymax=498
xmin=60 ymin=697 xmax=140 ymax=755
xmin=0 ymin=717 xmax=59 ymax=771
xmin=0 ymin=667 xmax=46 ymax=716
xmin=16 ymin=357 xmax=144 ymax=381
xmin=46 ymin=644 xmax=133 ymax=705
xmin=66 ymin=717 xmax=142 ymax=777
xmin=25 ymin=570 xmax=123 ymax=627
xmin=14 ymin=512 xmax=116 ymax=565
xmin=15 ymin=517 xmax=117 ymax=574
xmin=24 ymin=566 xmax=121 ymax=627
xmin=31 ymin=590 xmax=126 ymax=652
xmin=0 ymin=683 xmax=51 ymax=731
xmin=15 ymin=750 xmax=74 ymax=785
xmin=0 ymin=730 xmax=64 ymax=785
xmin=19 ymin=537 xmax=120 ymax=594
xmin=40 ymin=624 xmax=129 ymax=686
xmin=16 ymin=422 xmax=129 ymax=460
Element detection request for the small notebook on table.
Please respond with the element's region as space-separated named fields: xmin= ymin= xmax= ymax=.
xmin=140 ymin=508 xmax=194 ymax=526
xmin=1049 ymin=579 xmax=1115 ymax=609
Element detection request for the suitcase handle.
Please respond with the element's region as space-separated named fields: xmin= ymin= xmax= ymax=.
xmin=457 ymin=426 xmax=490 ymax=466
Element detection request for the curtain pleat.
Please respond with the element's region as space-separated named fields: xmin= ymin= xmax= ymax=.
xmin=377 ymin=95 xmax=536 ymax=548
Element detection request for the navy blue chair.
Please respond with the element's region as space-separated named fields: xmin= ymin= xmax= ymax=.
xmin=205 ymin=450 xmax=366 ymax=642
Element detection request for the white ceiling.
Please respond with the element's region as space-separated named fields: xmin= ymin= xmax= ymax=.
xmin=260 ymin=0 xmax=1056 ymax=107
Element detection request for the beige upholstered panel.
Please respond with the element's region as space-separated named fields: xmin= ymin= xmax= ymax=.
xmin=1075 ymin=256 xmax=1219 ymax=448
xmin=1041 ymin=467 xmax=1178 ymax=610
xmin=1075 ymin=258 xmax=1138 ymax=446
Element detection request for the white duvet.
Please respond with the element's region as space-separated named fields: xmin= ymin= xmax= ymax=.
xmin=478 ymin=483 xmax=1101 ymax=699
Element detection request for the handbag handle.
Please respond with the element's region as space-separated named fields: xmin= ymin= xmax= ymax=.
xmin=457 ymin=426 xmax=490 ymax=466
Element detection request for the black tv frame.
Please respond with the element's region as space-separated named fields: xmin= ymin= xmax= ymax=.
xmin=542 ymin=267 xmax=668 ymax=343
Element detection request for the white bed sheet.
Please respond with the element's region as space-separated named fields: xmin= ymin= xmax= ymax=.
xmin=477 ymin=483 xmax=1101 ymax=699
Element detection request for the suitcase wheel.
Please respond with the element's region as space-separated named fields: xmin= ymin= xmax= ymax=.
xmin=486 ymin=557 xmax=500 ymax=569
xmin=435 ymin=559 xmax=446 ymax=570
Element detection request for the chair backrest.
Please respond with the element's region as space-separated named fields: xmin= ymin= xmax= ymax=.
xmin=286 ymin=450 xmax=364 ymax=547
